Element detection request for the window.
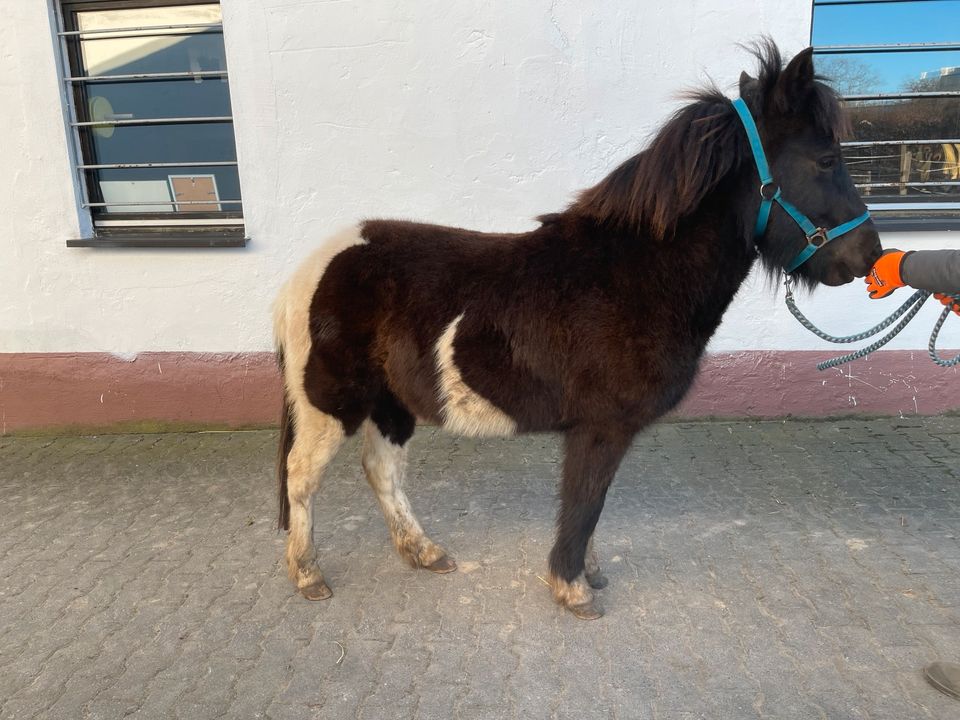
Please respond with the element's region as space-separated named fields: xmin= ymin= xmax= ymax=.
xmin=55 ymin=0 xmax=244 ymax=247
xmin=812 ymin=0 xmax=960 ymax=229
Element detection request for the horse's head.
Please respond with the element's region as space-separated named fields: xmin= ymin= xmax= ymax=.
xmin=739 ymin=44 xmax=882 ymax=287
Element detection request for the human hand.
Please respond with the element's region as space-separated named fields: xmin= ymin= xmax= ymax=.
xmin=865 ymin=250 xmax=907 ymax=299
xmin=933 ymin=293 xmax=960 ymax=317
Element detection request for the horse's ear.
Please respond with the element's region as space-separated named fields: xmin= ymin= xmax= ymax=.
xmin=774 ymin=47 xmax=815 ymax=111
xmin=738 ymin=71 xmax=755 ymax=96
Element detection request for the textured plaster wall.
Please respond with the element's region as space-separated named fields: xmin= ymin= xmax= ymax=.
xmin=0 ymin=0 xmax=957 ymax=355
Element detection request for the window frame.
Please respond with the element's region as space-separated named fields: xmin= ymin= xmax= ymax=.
xmin=811 ymin=0 xmax=960 ymax=231
xmin=56 ymin=0 xmax=246 ymax=247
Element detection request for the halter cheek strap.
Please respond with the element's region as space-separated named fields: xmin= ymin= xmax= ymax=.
xmin=731 ymin=97 xmax=870 ymax=274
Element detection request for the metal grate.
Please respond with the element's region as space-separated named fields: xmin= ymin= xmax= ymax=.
xmin=813 ymin=0 xmax=960 ymax=210
xmin=55 ymin=1 xmax=242 ymax=226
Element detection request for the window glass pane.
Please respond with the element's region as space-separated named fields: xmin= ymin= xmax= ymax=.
xmin=84 ymin=79 xmax=232 ymax=121
xmin=65 ymin=2 xmax=241 ymax=219
xmin=88 ymin=121 xmax=237 ymax=165
xmin=846 ymin=97 xmax=960 ymax=143
xmin=812 ymin=0 xmax=960 ymax=206
xmin=843 ymin=98 xmax=960 ymax=203
xmin=817 ymin=51 xmax=960 ymax=96
xmin=94 ymin=165 xmax=241 ymax=213
xmin=813 ymin=0 xmax=960 ymax=46
xmin=77 ymin=5 xmax=224 ymax=77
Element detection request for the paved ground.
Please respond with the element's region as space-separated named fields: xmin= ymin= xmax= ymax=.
xmin=2 ymin=418 xmax=960 ymax=719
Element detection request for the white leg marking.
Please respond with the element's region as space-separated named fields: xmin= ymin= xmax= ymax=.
xmin=361 ymin=421 xmax=448 ymax=568
xmin=550 ymin=573 xmax=593 ymax=609
xmin=285 ymin=405 xmax=344 ymax=591
xmin=434 ymin=314 xmax=517 ymax=437
xmin=273 ymin=225 xmax=364 ymax=594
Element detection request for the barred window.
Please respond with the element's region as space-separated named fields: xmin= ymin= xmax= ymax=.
xmin=812 ymin=0 xmax=960 ymax=225
xmin=56 ymin=0 xmax=244 ymax=247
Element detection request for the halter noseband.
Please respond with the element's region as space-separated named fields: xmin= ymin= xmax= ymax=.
xmin=731 ymin=97 xmax=870 ymax=274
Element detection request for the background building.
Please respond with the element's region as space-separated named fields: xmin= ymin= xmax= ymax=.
xmin=1 ymin=0 xmax=958 ymax=432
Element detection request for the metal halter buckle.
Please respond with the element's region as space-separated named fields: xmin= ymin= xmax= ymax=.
xmin=808 ymin=228 xmax=828 ymax=247
xmin=759 ymin=182 xmax=779 ymax=201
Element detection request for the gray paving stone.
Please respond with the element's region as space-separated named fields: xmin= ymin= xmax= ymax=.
xmin=2 ymin=418 xmax=960 ymax=718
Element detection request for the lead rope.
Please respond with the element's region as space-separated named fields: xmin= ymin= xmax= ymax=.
xmin=782 ymin=275 xmax=960 ymax=370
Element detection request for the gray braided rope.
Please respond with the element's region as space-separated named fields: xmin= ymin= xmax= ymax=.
xmin=783 ymin=277 xmax=960 ymax=370
xmin=928 ymin=299 xmax=960 ymax=367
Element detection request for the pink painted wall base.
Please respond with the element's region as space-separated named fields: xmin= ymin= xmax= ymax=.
xmin=0 ymin=351 xmax=957 ymax=433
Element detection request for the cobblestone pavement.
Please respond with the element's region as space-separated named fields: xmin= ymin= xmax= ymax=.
xmin=2 ymin=418 xmax=960 ymax=719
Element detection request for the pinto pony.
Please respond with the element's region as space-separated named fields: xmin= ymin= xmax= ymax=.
xmin=273 ymin=42 xmax=881 ymax=619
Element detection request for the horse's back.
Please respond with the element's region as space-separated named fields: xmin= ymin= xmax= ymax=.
xmin=275 ymin=220 xmax=535 ymax=433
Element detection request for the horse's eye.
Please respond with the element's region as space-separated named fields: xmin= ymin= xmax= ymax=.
xmin=817 ymin=155 xmax=837 ymax=171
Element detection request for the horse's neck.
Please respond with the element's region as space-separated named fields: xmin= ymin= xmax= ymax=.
xmin=633 ymin=187 xmax=759 ymax=345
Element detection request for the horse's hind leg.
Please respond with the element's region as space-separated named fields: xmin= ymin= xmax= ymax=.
xmin=285 ymin=406 xmax=345 ymax=600
xmin=548 ymin=424 xmax=633 ymax=619
xmin=361 ymin=395 xmax=456 ymax=573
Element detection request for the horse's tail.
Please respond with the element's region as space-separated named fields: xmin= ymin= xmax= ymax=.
xmin=276 ymin=346 xmax=293 ymax=531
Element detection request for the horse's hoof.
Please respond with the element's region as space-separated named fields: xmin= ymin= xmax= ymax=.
xmin=425 ymin=554 xmax=457 ymax=574
xmin=567 ymin=600 xmax=604 ymax=620
xmin=585 ymin=572 xmax=608 ymax=589
xmin=300 ymin=581 xmax=332 ymax=601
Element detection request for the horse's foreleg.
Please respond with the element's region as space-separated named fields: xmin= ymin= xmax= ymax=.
xmin=361 ymin=419 xmax=456 ymax=573
xmin=285 ymin=406 xmax=345 ymax=600
xmin=548 ymin=424 xmax=632 ymax=619
xmin=584 ymin=534 xmax=608 ymax=589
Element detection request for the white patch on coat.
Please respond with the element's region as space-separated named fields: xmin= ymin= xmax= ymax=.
xmin=361 ymin=420 xmax=446 ymax=568
xmin=272 ymin=225 xmax=367 ymax=410
xmin=273 ymin=226 xmax=363 ymax=588
xmin=549 ymin=572 xmax=594 ymax=607
xmin=434 ymin=313 xmax=517 ymax=437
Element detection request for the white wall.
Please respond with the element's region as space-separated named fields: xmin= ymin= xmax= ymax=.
xmin=0 ymin=0 xmax=956 ymax=354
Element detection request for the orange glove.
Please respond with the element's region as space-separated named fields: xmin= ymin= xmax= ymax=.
xmin=934 ymin=293 xmax=960 ymax=317
xmin=865 ymin=250 xmax=908 ymax=299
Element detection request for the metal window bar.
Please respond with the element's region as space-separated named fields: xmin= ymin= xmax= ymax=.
xmin=57 ymin=6 xmax=239 ymax=222
xmin=77 ymin=161 xmax=238 ymax=169
xmin=82 ymin=200 xmax=243 ymax=208
xmin=65 ymin=70 xmax=228 ymax=83
xmin=55 ymin=3 xmax=92 ymax=211
xmin=857 ymin=181 xmax=960 ymax=188
xmin=58 ymin=22 xmax=221 ymax=37
xmin=844 ymin=91 xmax=960 ymax=101
xmin=815 ymin=0 xmax=951 ymax=5
xmin=815 ymin=42 xmax=960 ymax=54
xmin=865 ymin=202 xmax=960 ymax=211
xmin=842 ymin=138 xmax=960 ymax=147
xmin=95 ymin=218 xmax=245 ymax=227
xmin=71 ymin=116 xmax=232 ymax=127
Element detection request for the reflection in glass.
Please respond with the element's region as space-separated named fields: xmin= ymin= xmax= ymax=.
xmin=77 ymin=4 xmax=223 ymax=76
xmin=844 ymin=92 xmax=960 ymax=201
xmin=812 ymin=0 xmax=960 ymax=204
xmin=65 ymin=2 xmax=240 ymax=215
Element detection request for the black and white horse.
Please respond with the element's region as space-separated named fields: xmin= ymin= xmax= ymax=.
xmin=274 ymin=42 xmax=881 ymax=618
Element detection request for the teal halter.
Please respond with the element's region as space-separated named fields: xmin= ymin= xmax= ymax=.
xmin=731 ymin=97 xmax=871 ymax=274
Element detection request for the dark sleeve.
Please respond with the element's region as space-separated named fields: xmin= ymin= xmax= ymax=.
xmin=900 ymin=249 xmax=960 ymax=294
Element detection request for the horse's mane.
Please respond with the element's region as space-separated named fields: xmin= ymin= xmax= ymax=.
xmin=569 ymin=39 xmax=847 ymax=239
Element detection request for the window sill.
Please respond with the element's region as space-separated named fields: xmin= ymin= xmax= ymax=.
xmin=67 ymin=227 xmax=247 ymax=248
